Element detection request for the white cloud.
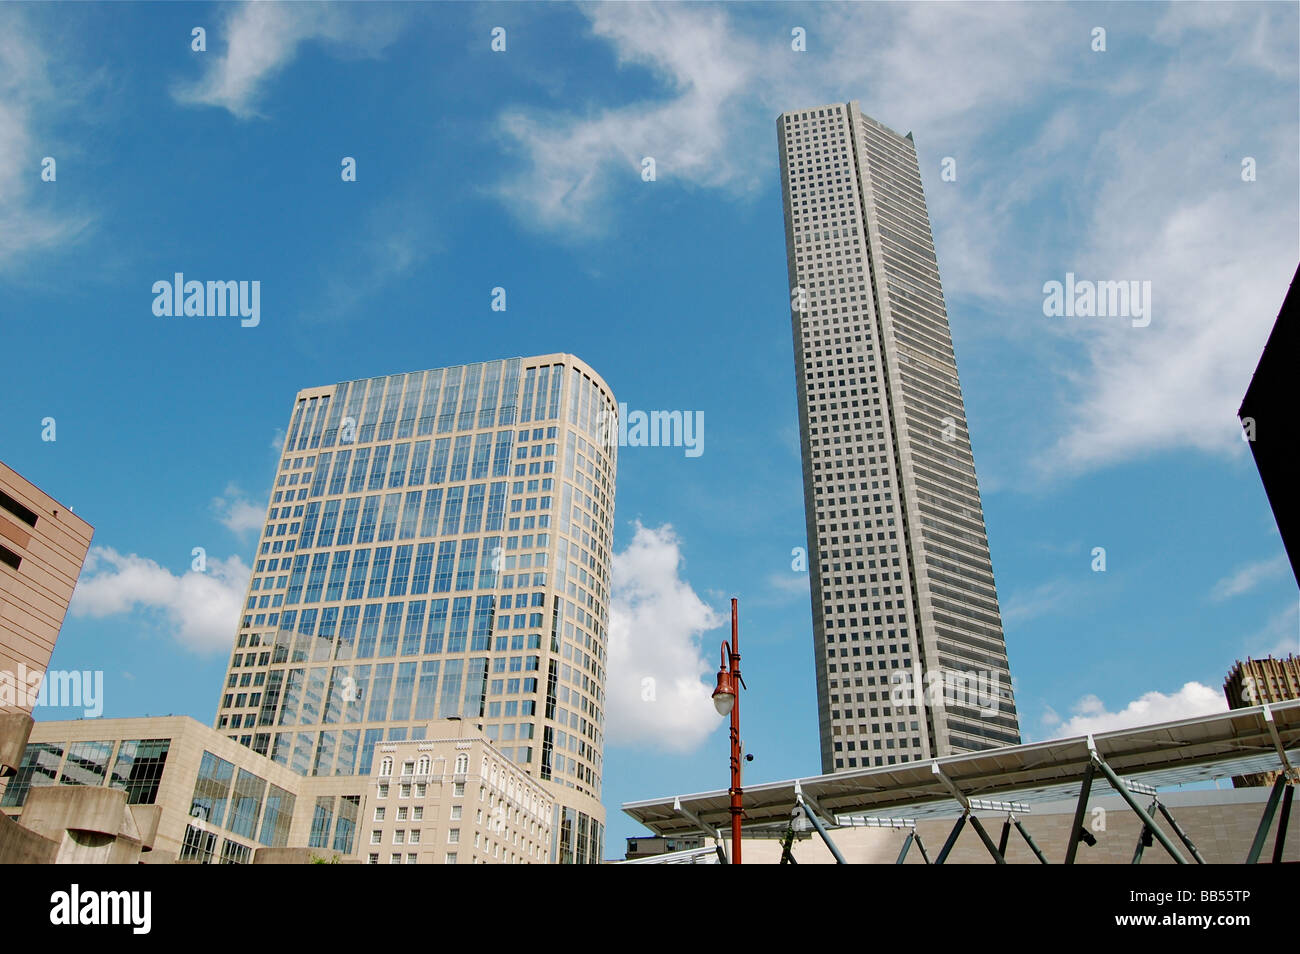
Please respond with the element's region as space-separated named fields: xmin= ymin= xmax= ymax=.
xmin=495 ymin=4 xmax=765 ymax=234
xmin=1027 ymin=7 xmax=1298 ymax=476
xmin=0 ymin=8 xmax=92 ymax=269
xmin=1041 ymin=704 xmax=1061 ymax=729
xmin=172 ymin=3 xmax=404 ymax=119
xmin=766 ymin=571 xmax=810 ymax=596
xmin=1043 ymin=682 xmax=1228 ymax=739
xmin=1002 ymin=578 xmax=1084 ymax=626
xmin=496 ymin=4 xmax=1297 ymax=480
xmin=605 ymin=522 xmax=725 ymax=752
xmin=494 ymin=4 xmax=1074 ymax=235
xmin=70 ymin=546 xmax=248 ymax=655
xmin=1154 ymin=2 xmax=1297 ymax=79
xmin=308 ymin=194 xmax=440 ymax=324
xmin=1242 ymin=599 xmax=1300 ymax=659
xmin=211 ymin=483 xmax=266 ymax=536
xmin=1210 ymin=554 xmax=1290 ymax=602
xmin=741 ymin=570 xmax=811 ymax=611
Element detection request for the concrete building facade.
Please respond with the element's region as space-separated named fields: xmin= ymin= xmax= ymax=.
xmin=625 ymin=833 xmax=706 ymax=860
xmin=0 ymin=784 xmax=148 ymax=864
xmin=4 ymin=716 xmax=307 ymax=863
xmin=362 ymin=721 xmax=553 ymax=864
xmin=0 ymin=461 xmax=93 ymax=780
xmin=211 ymin=355 xmax=615 ymax=862
xmin=4 ymin=716 xmax=548 ymax=864
xmin=1225 ymin=655 xmax=1300 ymax=711
xmin=1225 ymin=654 xmax=1300 ymax=787
xmin=777 ymin=102 xmax=1019 ymax=772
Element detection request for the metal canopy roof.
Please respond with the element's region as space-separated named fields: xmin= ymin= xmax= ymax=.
xmin=623 ymin=700 xmax=1300 ymax=836
xmin=621 ymin=845 xmax=721 ymax=865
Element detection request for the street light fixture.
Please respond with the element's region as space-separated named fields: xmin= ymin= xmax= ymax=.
xmin=711 ymin=667 xmax=735 ymax=716
xmin=712 ymin=598 xmax=745 ymax=862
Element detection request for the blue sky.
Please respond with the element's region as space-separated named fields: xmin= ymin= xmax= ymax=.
xmin=2 ymin=2 xmax=1297 ymax=852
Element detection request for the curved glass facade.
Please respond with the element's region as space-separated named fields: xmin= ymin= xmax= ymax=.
xmin=214 ymin=353 xmax=616 ymax=861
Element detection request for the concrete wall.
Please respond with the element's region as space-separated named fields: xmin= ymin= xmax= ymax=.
xmin=0 ymin=461 xmax=94 ymax=723
xmin=0 ymin=711 xmax=33 ymax=781
xmin=0 ymin=805 xmax=57 ymax=863
xmin=22 ymin=716 xmax=305 ymax=860
xmin=22 ymin=716 xmax=555 ymax=865
xmin=20 ymin=784 xmax=143 ymax=864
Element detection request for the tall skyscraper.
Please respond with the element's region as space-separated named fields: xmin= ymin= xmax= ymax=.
xmin=778 ymin=102 xmax=1020 ymax=772
xmin=213 ymin=354 xmax=616 ymax=863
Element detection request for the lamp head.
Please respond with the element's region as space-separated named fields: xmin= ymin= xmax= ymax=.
xmin=711 ymin=668 xmax=736 ymax=716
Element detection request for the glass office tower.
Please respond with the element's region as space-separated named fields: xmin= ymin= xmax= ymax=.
xmin=213 ymin=354 xmax=615 ymax=862
xmin=778 ymin=103 xmax=1020 ymax=773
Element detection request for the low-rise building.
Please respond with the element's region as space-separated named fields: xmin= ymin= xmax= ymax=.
xmin=625 ymin=834 xmax=705 ymax=860
xmin=2 ymin=716 xmax=547 ymax=864
xmin=363 ymin=720 xmax=552 ymax=864
xmin=2 ymin=716 xmax=306 ymax=863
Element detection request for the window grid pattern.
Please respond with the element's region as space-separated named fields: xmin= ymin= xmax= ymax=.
xmin=779 ymin=103 xmax=1020 ymax=773
xmin=214 ymin=356 xmax=616 ymax=860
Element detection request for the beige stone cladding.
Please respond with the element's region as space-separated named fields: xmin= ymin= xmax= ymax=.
xmin=0 ymin=461 xmax=94 ymax=778
xmin=12 ymin=716 xmax=304 ymax=863
xmin=360 ymin=720 xmax=553 ymax=865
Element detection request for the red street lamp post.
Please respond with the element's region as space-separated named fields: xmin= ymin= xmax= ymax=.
xmin=711 ymin=598 xmax=744 ymax=863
